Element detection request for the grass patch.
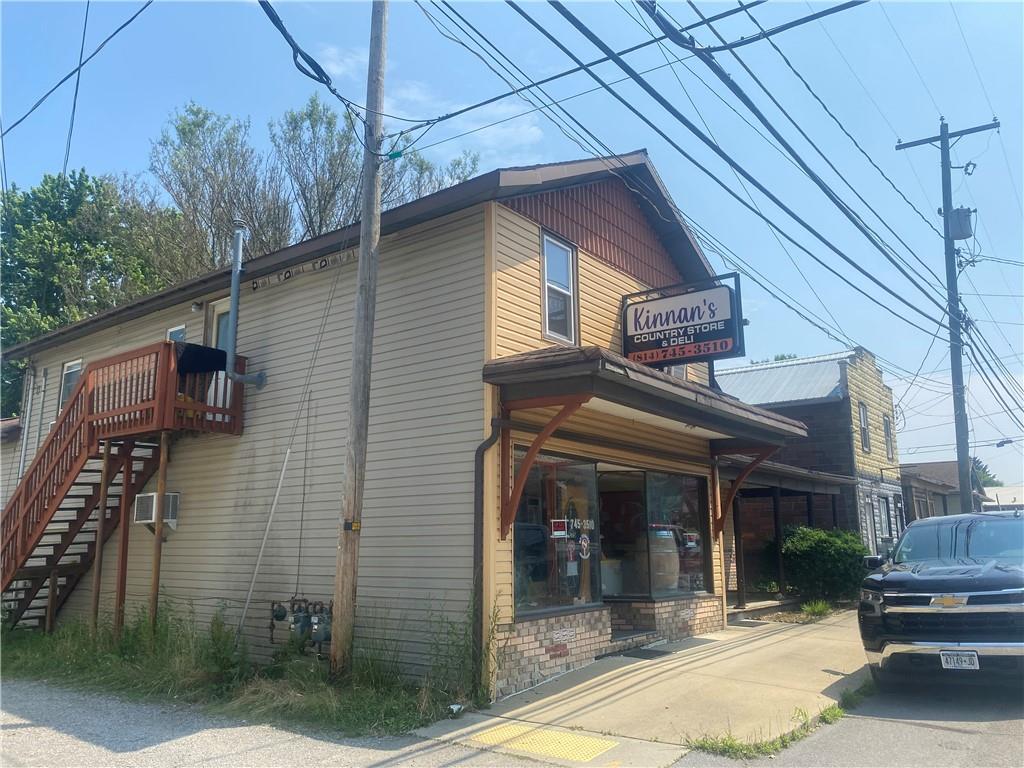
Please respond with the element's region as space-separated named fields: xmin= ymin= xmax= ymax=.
xmin=800 ymin=599 xmax=832 ymax=618
xmin=1 ymin=607 xmax=456 ymax=736
xmin=688 ymin=679 xmax=879 ymax=760
xmin=839 ymin=677 xmax=877 ymax=710
xmin=687 ymin=709 xmax=816 ymax=760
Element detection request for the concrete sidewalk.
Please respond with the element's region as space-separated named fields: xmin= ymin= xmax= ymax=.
xmin=417 ymin=611 xmax=868 ymax=766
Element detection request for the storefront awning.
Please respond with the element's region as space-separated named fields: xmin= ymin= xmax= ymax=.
xmin=483 ymin=346 xmax=808 ymax=448
xmin=485 ymin=347 xmax=809 ymax=540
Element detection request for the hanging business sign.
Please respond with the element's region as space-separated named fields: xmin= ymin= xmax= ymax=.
xmin=621 ymin=273 xmax=745 ymax=367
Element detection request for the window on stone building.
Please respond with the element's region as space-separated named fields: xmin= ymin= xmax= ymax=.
xmin=858 ymin=401 xmax=871 ymax=452
xmin=883 ymin=415 xmax=894 ymax=460
xmin=513 ymin=449 xmax=600 ymax=615
xmin=541 ymin=234 xmax=577 ymax=344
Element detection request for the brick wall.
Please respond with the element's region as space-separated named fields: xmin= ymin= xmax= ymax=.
xmin=493 ymin=593 xmax=723 ymax=698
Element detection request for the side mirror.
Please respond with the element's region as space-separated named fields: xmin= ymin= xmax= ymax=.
xmin=864 ymin=555 xmax=885 ymax=570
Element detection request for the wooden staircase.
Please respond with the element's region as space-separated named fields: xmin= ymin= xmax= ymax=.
xmin=1 ymin=341 xmax=247 ymax=629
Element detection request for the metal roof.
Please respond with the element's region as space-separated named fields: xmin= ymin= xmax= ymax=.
xmin=715 ymin=350 xmax=860 ymax=407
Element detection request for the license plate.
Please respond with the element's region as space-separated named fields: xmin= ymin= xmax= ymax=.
xmin=940 ymin=650 xmax=980 ymax=670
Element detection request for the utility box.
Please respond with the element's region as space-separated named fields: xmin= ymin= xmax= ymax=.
xmin=948 ymin=207 xmax=974 ymax=240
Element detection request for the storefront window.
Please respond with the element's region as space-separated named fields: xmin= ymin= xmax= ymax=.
xmin=646 ymin=473 xmax=709 ymax=595
xmin=513 ymin=450 xmax=601 ymax=614
xmin=597 ymin=472 xmax=648 ymax=597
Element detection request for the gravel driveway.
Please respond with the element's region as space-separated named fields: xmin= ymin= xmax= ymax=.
xmin=0 ymin=679 xmax=535 ymax=768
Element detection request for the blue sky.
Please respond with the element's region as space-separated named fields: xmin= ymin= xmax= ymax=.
xmin=3 ymin=1 xmax=1022 ymax=483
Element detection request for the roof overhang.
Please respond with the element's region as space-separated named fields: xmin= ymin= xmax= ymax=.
xmin=484 ymin=346 xmax=808 ymax=449
xmin=718 ymin=456 xmax=856 ymax=495
xmin=7 ymin=151 xmax=711 ymax=360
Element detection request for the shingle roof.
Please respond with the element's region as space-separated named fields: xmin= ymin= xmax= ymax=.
xmin=715 ymin=350 xmax=859 ymax=407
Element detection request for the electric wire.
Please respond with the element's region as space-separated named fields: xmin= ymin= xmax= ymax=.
xmin=523 ymin=1 xmax=949 ymax=334
xmin=0 ymin=115 xmax=9 ymax=197
xmin=615 ymin=1 xmax=847 ymax=335
xmin=2 ymin=0 xmax=154 ymax=138
xmin=964 ymin=344 xmax=1024 ymax=431
xmin=62 ymin=0 xmax=91 ymax=178
xmin=948 ymin=1 xmax=1022 ymax=213
xmin=741 ymin=1 xmax=947 ymax=258
xmin=878 ymin=3 xmax=942 ymax=116
xmin=423 ymin=0 xmax=935 ymax=384
xmin=392 ymin=0 xmax=772 ymax=139
xmin=644 ymin=0 xmax=949 ymax=307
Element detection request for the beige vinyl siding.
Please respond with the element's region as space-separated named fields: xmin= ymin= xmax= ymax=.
xmin=494 ymin=204 xmax=709 ymax=383
xmin=12 ymin=206 xmax=485 ymax=671
xmin=2 ymin=434 xmax=21 ymax=507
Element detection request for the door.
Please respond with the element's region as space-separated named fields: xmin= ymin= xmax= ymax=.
xmin=206 ymin=300 xmax=232 ymax=418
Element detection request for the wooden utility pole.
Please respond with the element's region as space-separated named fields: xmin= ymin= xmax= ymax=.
xmin=89 ymin=440 xmax=112 ymax=634
xmin=149 ymin=430 xmax=170 ymax=630
xmin=897 ymin=118 xmax=1000 ymax=515
xmin=332 ymin=0 xmax=388 ymax=674
xmin=113 ymin=441 xmax=134 ymax=639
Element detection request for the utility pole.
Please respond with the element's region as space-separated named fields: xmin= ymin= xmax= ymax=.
xmin=331 ymin=0 xmax=388 ymax=674
xmin=897 ymin=117 xmax=1000 ymax=515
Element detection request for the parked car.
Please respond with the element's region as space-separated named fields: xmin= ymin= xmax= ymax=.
xmin=858 ymin=511 xmax=1024 ymax=688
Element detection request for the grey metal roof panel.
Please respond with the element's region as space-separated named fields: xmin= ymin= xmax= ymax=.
xmin=715 ymin=354 xmax=853 ymax=406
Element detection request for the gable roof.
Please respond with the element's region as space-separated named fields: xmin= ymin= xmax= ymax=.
xmin=7 ymin=151 xmax=712 ymax=359
xmin=715 ymin=349 xmax=862 ymax=407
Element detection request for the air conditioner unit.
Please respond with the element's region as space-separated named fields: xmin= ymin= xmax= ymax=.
xmin=133 ymin=492 xmax=180 ymax=530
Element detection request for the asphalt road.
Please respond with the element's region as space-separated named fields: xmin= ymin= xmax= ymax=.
xmin=677 ymin=678 xmax=1024 ymax=768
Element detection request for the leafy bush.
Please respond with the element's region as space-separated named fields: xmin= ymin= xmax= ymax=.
xmin=800 ymin=599 xmax=831 ymax=618
xmin=781 ymin=527 xmax=868 ymax=600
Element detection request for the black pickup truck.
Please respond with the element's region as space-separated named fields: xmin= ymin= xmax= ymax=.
xmin=859 ymin=511 xmax=1024 ymax=687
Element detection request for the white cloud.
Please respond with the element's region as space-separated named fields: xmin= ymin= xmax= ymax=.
xmin=385 ymin=79 xmax=551 ymax=167
xmin=318 ymin=45 xmax=367 ymax=80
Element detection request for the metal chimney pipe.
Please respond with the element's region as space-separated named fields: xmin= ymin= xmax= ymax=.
xmin=226 ymin=220 xmax=266 ymax=389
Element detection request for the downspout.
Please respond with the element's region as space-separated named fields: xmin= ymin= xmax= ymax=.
xmin=17 ymin=363 xmax=35 ymax=479
xmin=472 ymin=416 xmax=503 ymax=697
xmin=226 ymin=220 xmax=267 ymax=389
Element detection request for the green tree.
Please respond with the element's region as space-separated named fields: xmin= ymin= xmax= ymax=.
xmin=972 ymin=456 xmax=1002 ymax=487
xmin=1 ymin=172 xmax=170 ymax=415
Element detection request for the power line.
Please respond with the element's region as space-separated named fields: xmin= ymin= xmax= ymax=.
xmin=394 ymin=0 xmax=771 ymax=139
xmin=645 ymin=0 xmax=949 ymax=309
xmin=878 ymin=3 xmax=942 ymax=116
xmin=527 ymin=0 xmax=948 ymax=334
xmin=615 ymin=1 xmax=847 ymax=335
xmin=62 ymin=0 xmax=91 ymax=177
xmin=2 ymin=0 xmax=154 ymax=138
xmin=742 ymin=2 xmax=946 ymax=250
xmin=948 ymin=1 xmax=1021 ymax=213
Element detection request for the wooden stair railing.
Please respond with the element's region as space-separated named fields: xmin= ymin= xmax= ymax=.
xmin=2 ymin=341 xmax=247 ymax=593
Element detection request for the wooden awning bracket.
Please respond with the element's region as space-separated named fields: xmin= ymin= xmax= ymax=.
xmin=499 ymin=394 xmax=592 ymax=540
xmin=716 ymin=447 xmax=777 ymax=537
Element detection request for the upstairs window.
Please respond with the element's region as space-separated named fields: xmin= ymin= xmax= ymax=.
xmin=166 ymin=325 xmax=187 ymax=343
xmin=58 ymin=359 xmax=83 ymax=411
xmin=858 ymin=401 xmax=870 ymax=453
xmin=883 ymin=414 xmax=895 ymax=460
xmin=542 ymin=234 xmax=577 ymax=344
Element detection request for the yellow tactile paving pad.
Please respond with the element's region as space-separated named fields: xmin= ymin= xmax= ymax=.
xmin=471 ymin=722 xmax=618 ymax=763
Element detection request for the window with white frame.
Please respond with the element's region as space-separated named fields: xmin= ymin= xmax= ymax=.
xmin=58 ymin=359 xmax=83 ymax=411
xmin=858 ymin=401 xmax=870 ymax=453
xmin=166 ymin=325 xmax=186 ymax=343
xmin=541 ymin=234 xmax=577 ymax=344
